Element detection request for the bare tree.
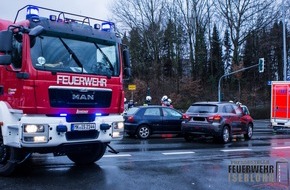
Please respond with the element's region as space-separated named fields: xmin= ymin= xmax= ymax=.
xmin=175 ymin=0 xmax=213 ymax=79
xmin=111 ymin=0 xmax=166 ymax=74
xmin=214 ymin=0 xmax=279 ymax=65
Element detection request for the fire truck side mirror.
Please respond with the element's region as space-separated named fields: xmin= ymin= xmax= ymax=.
xmin=123 ymin=49 xmax=131 ymax=68
xmin=0 ymin=30 xmax=13 ymax=65
xmin=29 ymin=25 xmax=44 ymax=37
xmin=124 ymin=68 xmax=131 ymax=79
xmin=29 ymin=25 xmax=44 ymax=48
xmin=123 ymin=49 xmax=131 ymax=79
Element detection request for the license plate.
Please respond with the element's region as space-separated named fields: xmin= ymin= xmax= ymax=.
xmin=71 ymin=123 xmax=96 ymax=131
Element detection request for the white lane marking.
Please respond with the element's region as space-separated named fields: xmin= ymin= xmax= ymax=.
xmin=104 ymin=154 xmax=131 ymax=158
xmin=221 ymin=148 xmax=252 ymax=152
xmin=272 ymin=146 xmax=290 ymax=150
xmin=162 ymin=151 xmax=195 ymax=155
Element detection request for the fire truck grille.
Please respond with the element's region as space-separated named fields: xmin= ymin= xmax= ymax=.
xmin=49 ymin=88 xmax=112 ymax=108
xmin=66 ymin=131 xmax=99 ymax=141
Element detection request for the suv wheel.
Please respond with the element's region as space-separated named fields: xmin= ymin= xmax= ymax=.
xmin=244 ymin=123 xmax=253 ymax=140
xmin=137 ymin=125 xmax=150 ymax=139
xmin=220 ymin=126 xmax=231 ymax=143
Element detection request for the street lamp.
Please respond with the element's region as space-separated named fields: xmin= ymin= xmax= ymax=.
xmin=283 ymin=0 xmax=287 ymax=81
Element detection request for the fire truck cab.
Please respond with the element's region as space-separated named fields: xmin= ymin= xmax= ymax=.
xmin=0 ymin=5 xmax=131 ymax=176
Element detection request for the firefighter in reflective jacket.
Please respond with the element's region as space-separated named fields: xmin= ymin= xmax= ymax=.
xmin=161 ymin=95 xmax=173 ymax=108
xmin=144 ymin=96 xmax=152 ymax=106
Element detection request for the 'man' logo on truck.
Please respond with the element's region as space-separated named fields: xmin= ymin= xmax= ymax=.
xmin=57 ymin=75 xmax=107 ymax=87
xmin=72 ymin=94 xmax=94 ymax=100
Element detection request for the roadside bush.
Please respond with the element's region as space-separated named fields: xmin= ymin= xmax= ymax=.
xmin=249 ymin=106 xmax=271 ymax=120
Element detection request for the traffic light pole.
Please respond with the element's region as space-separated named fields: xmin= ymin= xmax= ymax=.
xmin=218 ymin=63 xmax=259 ymax=102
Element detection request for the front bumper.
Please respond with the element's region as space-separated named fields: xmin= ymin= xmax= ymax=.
xmin=2 ymin=114 xmax=124 ymax=149
xmin=22 ymin=141 xmax=107 ymax=154
xmin=270 ymin=119 xmax=290 ymax=132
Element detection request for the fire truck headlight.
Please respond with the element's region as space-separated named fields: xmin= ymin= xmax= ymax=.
xmin=24 ymin=124 xmax=45 ymax=133
xmin=112 ymin=122 xmax=124 ymax=130
xmin=111 ymin=122 xmax=124 ymax=139
xmin=23 ymin=124 xmax=49 ymax=143
xmin=33 ymin=136 xmax=47 ymax=143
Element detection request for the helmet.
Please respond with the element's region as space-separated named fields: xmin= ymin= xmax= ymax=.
xmin=146 ymin=96 xmax=152 ymax=101
xmin=161 ymin=95 xmax=168 ymax=102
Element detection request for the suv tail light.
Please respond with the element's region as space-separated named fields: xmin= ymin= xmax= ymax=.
xmin=207 ymin=114 xmax=221 ymax=123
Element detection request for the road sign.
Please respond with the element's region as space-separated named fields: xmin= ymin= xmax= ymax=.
xmin=128 ymin=84 xmax=136 ymax=91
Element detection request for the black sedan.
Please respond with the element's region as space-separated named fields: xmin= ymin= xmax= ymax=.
xmin=124 ymin=105 xmax=186 ymax=139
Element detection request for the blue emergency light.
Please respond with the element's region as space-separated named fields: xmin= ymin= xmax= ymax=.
xmin=26 ymin=5 xmax=39 ymax=20
xmin=101 ymin=22 xmax=115 ymax=32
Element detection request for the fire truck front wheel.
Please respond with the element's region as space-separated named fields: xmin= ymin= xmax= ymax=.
xmin=0 ymin=145 xmax=24 ymax=176
xmin=66 ymin=142 xmax=107 ymax=165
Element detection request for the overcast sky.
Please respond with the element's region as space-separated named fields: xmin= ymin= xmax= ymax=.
xmin=0 ymin=0 xmax=113 ymax=22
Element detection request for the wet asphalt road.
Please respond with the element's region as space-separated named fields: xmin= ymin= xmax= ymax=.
xmin=2 ymin=120 xmax=290 ymax=190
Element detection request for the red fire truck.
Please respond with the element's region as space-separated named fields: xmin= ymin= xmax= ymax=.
xmin=0 ymin=5 xmax=131 ymax=176
xmin=270 ymin=81 xmax=290 ymax=131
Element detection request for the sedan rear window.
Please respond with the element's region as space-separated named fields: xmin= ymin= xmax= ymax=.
xmin=126 ymin=107 xmax=139 ymax=115
xmin=144 ymin=108 xmax=161 ymax=116
xmin=187 ymin=105 xmax=217 ymax=113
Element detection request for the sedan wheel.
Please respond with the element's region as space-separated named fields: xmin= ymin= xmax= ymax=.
xmin=137 ymin=125 xmax=150 ymax=139
xmin=244 ymin=123 xmax=253 ymax=140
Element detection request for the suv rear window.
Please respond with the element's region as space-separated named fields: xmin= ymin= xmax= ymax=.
xmin=187 ymin=105 xmax=217 ymax=113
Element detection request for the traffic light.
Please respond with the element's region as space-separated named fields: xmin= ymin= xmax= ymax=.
xmin=258 ymin=58 xmax=264 ymax=73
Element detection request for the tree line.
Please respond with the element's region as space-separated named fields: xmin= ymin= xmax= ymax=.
xmin=110 ymin=0 xmax=288 ymax=110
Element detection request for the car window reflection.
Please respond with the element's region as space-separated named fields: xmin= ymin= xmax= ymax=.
xmin=144 ymin=108 xmax=161 ymax=116
xmin=163 ymin=108 xmax=181 ymax=117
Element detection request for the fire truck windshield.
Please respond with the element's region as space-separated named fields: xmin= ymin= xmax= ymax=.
xmin=30 ymin=35 xmax=119 ymax=76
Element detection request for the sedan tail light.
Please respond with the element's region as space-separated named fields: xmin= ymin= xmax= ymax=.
xmin=127 ymin=116 xmax=134 ymax=123
xmin=182 ymin=114 xmax=191 ymax=121
xmin=207 ymin=114 xmax=221 ymax=123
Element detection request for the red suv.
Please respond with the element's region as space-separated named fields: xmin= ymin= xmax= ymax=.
xmin=181 ymin=102 xmax=254 ymax=143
